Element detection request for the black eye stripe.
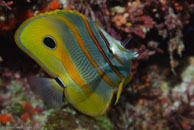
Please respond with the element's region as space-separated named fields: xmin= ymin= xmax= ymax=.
xmin=43 ymin=36 xmax=56 ymax=49
xmin=98 ymin=30 xmax=114 ymax=54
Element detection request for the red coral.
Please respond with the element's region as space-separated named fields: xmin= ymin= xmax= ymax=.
xmin=21 ymin=113 xmax=29 ymax=122
xmin=22 ymin=102 xmax=35 ymax=115
xmin=49 ymin=0 xmax=60 ymax=11
xmin=0 ymin=114 xmax=11 ymax=124
xmin=0 ymin=8 xmax=34 ymax=31
xmin=111 ymin=1 xmax=155 ymax=39
xmin=0 ymin=0 xmax=51 ymax=31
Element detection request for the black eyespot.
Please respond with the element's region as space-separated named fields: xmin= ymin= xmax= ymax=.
xmin=43 ymin=36 xmax=56 ymax=49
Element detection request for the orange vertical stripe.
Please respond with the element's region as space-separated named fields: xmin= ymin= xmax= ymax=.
xmin=59 ymin=45 xmax=92 ymax=95
xmin=56 ymin=16 xmax=115 ymax=88
xmin=79 ymin=16 xmax=125 ymax=80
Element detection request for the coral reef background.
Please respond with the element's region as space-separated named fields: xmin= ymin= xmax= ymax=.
xmin=0 ymin=0 xmax=194 ymax=129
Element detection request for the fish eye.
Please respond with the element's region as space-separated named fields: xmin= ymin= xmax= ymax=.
xmin=43 ymin=36 xmax=56 ymax=49
xmin=108 ymin=48 xmax=113 ymax=54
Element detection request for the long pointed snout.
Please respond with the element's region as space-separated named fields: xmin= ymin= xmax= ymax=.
xmin=126 ymin=50 xmax=138 ymax=59
xmin=132 ymin=51 xmax=139 ymax=58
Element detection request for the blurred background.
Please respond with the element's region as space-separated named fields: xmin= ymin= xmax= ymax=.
xmin=0 ymin=0 xmax=194 ymax=129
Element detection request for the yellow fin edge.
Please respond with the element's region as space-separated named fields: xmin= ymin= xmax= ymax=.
xmin=115 ymin=74 xmax=132 ymax=104
xmin=115 ymin=78 xmax=125 ymax=104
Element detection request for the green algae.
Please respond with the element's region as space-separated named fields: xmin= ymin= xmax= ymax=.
xmin=44 ymin=110 xmax=113 ymax=130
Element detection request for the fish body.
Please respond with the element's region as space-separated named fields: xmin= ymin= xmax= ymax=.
xmin=14 ymin=10 xmax=138 ymax=116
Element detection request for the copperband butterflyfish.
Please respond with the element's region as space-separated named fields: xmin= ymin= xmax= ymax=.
xmin=14 ymin=10 xmax=138 ymax=116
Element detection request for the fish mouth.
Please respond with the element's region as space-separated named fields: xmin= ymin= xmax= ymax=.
xmin=132 ymin=51 xmax=139 ymax=58
xmin=126 ymin=50 xmax=138 ymax=58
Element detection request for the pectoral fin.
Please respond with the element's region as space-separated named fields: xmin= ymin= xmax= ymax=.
xmin=28 ymin=76 xmax=64 ymax=107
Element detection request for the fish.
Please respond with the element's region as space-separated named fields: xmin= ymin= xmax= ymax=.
xmin=14 ymin=10 xmax=138 ymax=116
